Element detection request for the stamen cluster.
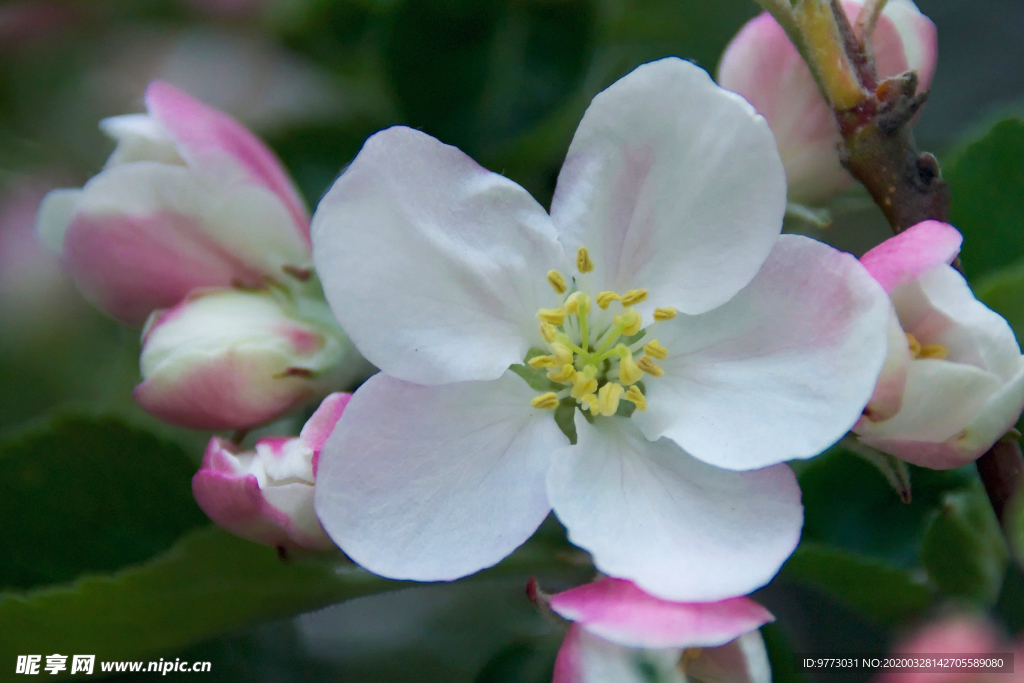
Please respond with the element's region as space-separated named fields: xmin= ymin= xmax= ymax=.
xmin=528 ymin=247 xmax=677 ymax=418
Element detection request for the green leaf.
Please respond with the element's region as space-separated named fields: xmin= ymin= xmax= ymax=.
xmin=0 ymin=416 xmax=207 ymax=591
xmin=780 ymin=543 xmax=931 ymax=625
xmin=920 ymin=485 xmax=1008 ymax=606
xmin=976 ymin=260 xmax=1024 ymax=341
xmin=945 ymin=119 xmax=1024 ymax=279
xmin=473 ymin=637 xmax=561 ymax=683
xmin=799 ymin=446 xmax=974 ymax=567
xmin=0 ymin=526 xmax=399 ymax=665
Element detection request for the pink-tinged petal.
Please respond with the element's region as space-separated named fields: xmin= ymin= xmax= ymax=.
xmin=547 ymin=419 xmax=803 ymax=602
xmin=311 ymin=126 xmax=568 ymax=385
xmin=865 ymin=310 xmax=913 ymax=422
xmin=860 ymin=364 xmax=1024 ymax=468
xmin=144 ymin=80 xmax=310 ymax=240
xmin=552 ymin=58 xmax=786 ymax=317
xmin=875 ymin=616 xmax=1005 ymax=683
xmin=550 ymin=578 xmax=773 ymax=650
xmin=553 ymin=624 xmax=685 ymax=683
xmin=314 ymin=371 xmax=567 ymax=581
xmin=301 ymin=392 xmax=353 ymax=475
xmin=135 ymin=348 xmax=321 ymax=429
xmin=635 ymin=235 xmax=890 ymax=471
xmin=860 ymin=221 xmax=963 ymax=294
xmin=135 ymin=289 xmax=353 ymax=430
xmin=687 ymin=631 xmax=772 ymax=683
xmin=201 ymin=436 xmax=248 ymax=473
xmin=38 ymin=162 xmax=309 ymax=324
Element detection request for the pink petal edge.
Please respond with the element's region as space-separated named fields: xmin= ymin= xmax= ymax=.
xmin=144 ymin=80 xmax=310 ymax=242
xmin=549 ymin=578 xmax=774 ymax=650
xmin=860 ymin=221 xmax=963 ymax=293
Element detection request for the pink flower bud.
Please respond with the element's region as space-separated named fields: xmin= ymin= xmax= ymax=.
xmin=855 ymin=222 xmax=1024 ymax=469
xmin=36 ymin=81 xmax=311 ymax=324
xmin=717 ymin=0 xmax=937 ymax=205
xmin=874 ymin=615 xmax=1012 ymax=683
xmin=134 ymin=288 xmax=361 ymax=430
xmin=548 ymin=578 xmax=773 ymax=683
xmin=192 ymin=392 xmax=351 ymax=550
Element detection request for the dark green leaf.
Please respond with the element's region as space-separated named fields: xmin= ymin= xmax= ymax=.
xmin=920 ymin=485 xmax=1008 ymax=605
xmin=0 ymin=526 xmax=399 ymax=664
xmin=799 ymin=446 xmax=974 ymax=567
xmin=780 ymin=543 xmax=931 ymax=625
xmin=473 ymin=637 xmax=561 ymax=683
xmin=0 ymin=416 xmax=207 ymax=591
xmin=945 ymin=119 xmax=1024 ymax=279
xmin=976 ymin=260 xmax=1024 ymax=341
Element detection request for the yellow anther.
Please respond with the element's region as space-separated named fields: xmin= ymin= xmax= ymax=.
xmin=537 ymin=308 xmax=567 ymax=325
xmin=548 ymin=364 xmax=577 ymax=383
xmin=531 ymin=392 xmax=560 ymax=410
xmin=920 ymin=344 xmax=949 ymax=360
xmin=643 ymin=339 xmax=669 ymax=360
xmin=547 ymin=270 xmax=567 ymax=294
xmin=570 ymin=368 xmax=599 ymax=399
xmin=621 ymin=289 xmax=648 ymax=306
xmin=616 ymin=346 xmax=644 ymax=385
xmin=597 ymin=382 xmax=625 ymax=417
xmin=614 ymin=308 xmax=642 ymax=336
xmin=906 ymin=332 xmax=921 ymax=357
xmin=540 ymin=323 xmax=558 ymax=344
xmin=624 ymin=385 xmax=647 ymax=412
xmin=637 ymin=356 xmax=664 ymax=377
xmin=653 ymin=307 xmax=677 ymax=321
xmin=564 ymin=291 xmax=589 ymax=316
xmin=580 ymin=393 xmax=599 ymax=413
xmin=550 ymin=342 xmax=574 ymax=366
xmin=528 ymin=355 xmax=557 ymax=369
xmin=576 ymin=247 xmax=594 ymax=273
xmin=680 ymin=648 xmax=703 ymax=671
xmin=596 ymin=291 xmax=621 ymax=309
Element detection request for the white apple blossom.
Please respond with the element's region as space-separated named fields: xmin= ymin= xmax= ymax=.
xmin=310 ymin=58 xmax=890 ymax=601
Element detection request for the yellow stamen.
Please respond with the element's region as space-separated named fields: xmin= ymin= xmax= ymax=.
xmin=528 ymin=355 xmax=557 ymax=369
xmin=920 ymin=344 xmax=948 ymax=360
xmin=624 ymin=385 xmax=647 ymax=412
xmin=548 ymin=364 xmax=577 ymax=383
xmin=537 ymin=308 xmax=567 ymax=325
xmin=614 ymin=308 xmax=642 ymax=336
xmin=906 ymin=332 xmax=921 ymax=357
xmin=643 ymin=339 xmax=668 ymax=360
xmin=597 ymin=382 xmax=625 ymax=417
xmin=576 ymin=247 xmax=594 ymax=273
xmin=564 ymin=291 xmax=582 ymax=314
xmin=679 ymin=648 xmax=703 ymax=671
xmin=570 ymin=366 xmax=598 ymax=399
xmin=540 ymin=323 xmax=557 ymax=344
xmin=637 ymin=356 xmax=664 ymax=377
xmin=580 ymin=393 xmax=598 ymax=413
xmin=550 ymin=342 xmax=574 ymax=366
xmin=547 ymin=270 xmax=567 ymax=294
xmin=616 ymin=345 xmax=644 ymax=385
xmin=596 ymin=291 xmax=621 ymax=309
xmin=531 ymin=392 xmax=560 ymax=410
xmin=653 ymin=307 xmax=677 ymax=321
xmin=621 ymin=288 xmax=648 ymax=306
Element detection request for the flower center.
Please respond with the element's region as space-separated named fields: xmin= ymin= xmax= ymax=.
xmin=905 ymin=332 xmax=948 ymax=360
xmin=527 ymin=247 xmax=676 ymax=418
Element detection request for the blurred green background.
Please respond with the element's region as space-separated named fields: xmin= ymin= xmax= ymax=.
xmin=2 ymin=0 xmax=1024 ymax=681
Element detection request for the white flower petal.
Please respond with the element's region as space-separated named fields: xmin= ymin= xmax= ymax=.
xmin=635 ymin=235 xmax=890 ymax=470
xmin=687 ymin=631 xmax=772 ymax=683
xmin=547 ymin=419 xmax=802 ymax=602
xmin=553 ymin=624 xmax=684 ymax=683
xmin=893 ymin=265 xmax=1023 ymax=380
xmin=314 ymin=370 xmax=566 ymax=581
xmin=856 ymin=359 xmax=1003 ymax=443
xmin=312 ymin=126 xmax=568 ymax=385
xmin=550 ymin=58 xmax=786 ymax=316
